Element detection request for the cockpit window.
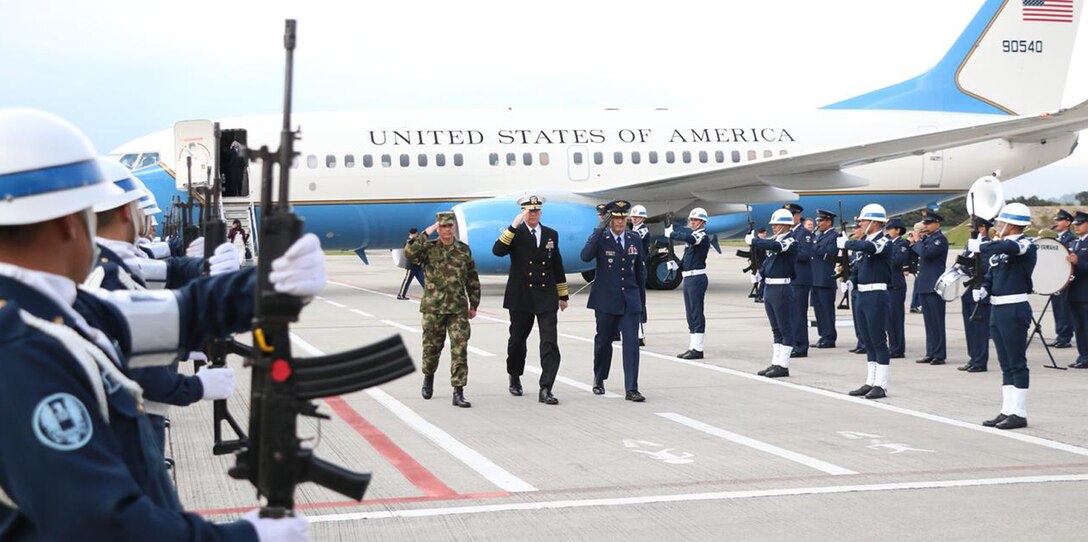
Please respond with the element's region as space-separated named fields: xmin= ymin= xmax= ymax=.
xmin=119 ymin=154 xmax=139 ymax=169
xmin=134 ymin=153 xmax=160 ymax=170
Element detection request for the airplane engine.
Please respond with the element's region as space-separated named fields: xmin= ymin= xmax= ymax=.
xmin=452 ymin=198 xmax=600 ymax=275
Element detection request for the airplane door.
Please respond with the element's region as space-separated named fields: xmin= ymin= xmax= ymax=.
xmin=918 ymin=126 xmax=943 ymax=187
xmin=567 ymin=145 xmax=589 ymax=181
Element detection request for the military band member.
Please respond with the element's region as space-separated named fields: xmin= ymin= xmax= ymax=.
xmin=972 ymin=203 xmax=1037 ymax=429
xmin=846 ymin=220 xmax=867 ymax=355
xmin=666 ymin=208 xmax=711 ymax=359
xmin=884 ymin=218 xmax=910 ymax=359
xmin=581 ymin=200 xmax=647 ymax=401
xmin=958 ymin=218 xmax=992 ymax=373
xmin=397 ymin=228 xmax=425 ymax=300
xmin=838 ymin=205 xmax=893 ymax=399
xmin=1049 ymin=209 xmax=1075 ymax=348
xmin=811 ymin=209 xmax=839 ymax=348
xmin=492 ymin=195 xmax=569 ymax=405
xmin=748 ymin=209 xmax=796 ymax=377
xmin=1067 ymin=211 xmax=1088 ymax=369
xmin=910 ymin=210 xmax=948 ymax=365
xmin=406 ymin=212 xmax=482 ymax=408
xmin=630 ymin=204 xmax=652 ymax=345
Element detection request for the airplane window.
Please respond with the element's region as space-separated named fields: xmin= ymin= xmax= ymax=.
xmin=489 ymin=153 xmax=499 ymax=166
xmin=523 ymin=152 xmax=532 ymax=166
xmin=715 ymin=150 xmax=725 ymax=163
xmin=135 ymin=153 xmax=159 ymax=170
xmin=747 ymin=150 xmax=757 ymax=161
xmin=732 ymin=150 xmax=741 ymax=163
xmin=539 ymin=152 xmax=549 ymax=166
xmin=506 ymin=153 xmax=516 ymax=166
xmin=682 ymin=151 xmax=691 ymax=164
xmin=648 ymin=151 xmax=658 ymax=164
xmin=400 ymin=154 xmax=410 ymax=167
xmin=436 ymin=153 xmax=446 ymax=167
xmin=381 ymin=154 xmax=392 ymax=167
xmin=613 ymin=151 xmax=623 ymax=165
xmin=326 ymin=155 xmax=337 ymax=168
xmin=631 ymin=151 xmax=641 ymax=164
xmin=573 ymin=152 xmax=584 ymax=165
xmin=666 ymin=151 xmax=675 ymax=164
xmin=698 ymin=151 xmax=708 ymax=163
xmin=363 ymin=154 xmax=374 ymax=168
xmin=119 ymin=154 xmax=138 ymax=169
xmin=307 ymin=155 xmax=318 ymax=168
xmin=418 ymin=154 xmax=428 ymax=167
xmin=344 ymin=154 xmax=355 ymax=168
xmin=454 ymin=153 xmax=464 ymax=166
xmin=764 ymin=150 xmax=773 ymax=158
xmin=780 ymin=150 xmax=788 ymax=156
xmin=593 ymin=152 xmax=603 ymax=165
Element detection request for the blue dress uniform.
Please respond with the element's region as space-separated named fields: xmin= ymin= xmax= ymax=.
xmin=811 ymin=216 xmax=839 ymax=348
xmin=1067 ymin=215 xmax=1088 ymax=369
xmin=787 ymin=210 xmax=814 ymax=357
xmin=885 ymin=223 xmax=911 ymax=358
xmin=844 ymin=229 xmax=894 ymax=398
xmin=1051 ymin=213 xmax=1076 ymax=347
xmin=849 ymin=246 xmax=866 ymax=353
xmin=912 ymin=214 xmax=949 ymax=363
xmin=581 ymin=202 xmax=647 ymax=399
xmin=669 ymin=220 xmax=711 ymax=357
xmin=959 ymin=230 xmax=992 ymax=372
xmin=752 ymin=229 xmax=796 ymax=377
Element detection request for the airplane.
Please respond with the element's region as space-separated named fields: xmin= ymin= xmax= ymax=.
xmin=113 ymin=0 xmax=1088 ymax=289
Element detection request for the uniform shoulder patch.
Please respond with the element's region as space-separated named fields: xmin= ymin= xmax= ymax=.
xmin=33 ymin=393 xmax=94 ymax=451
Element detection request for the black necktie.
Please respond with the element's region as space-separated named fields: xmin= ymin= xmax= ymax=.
xmin=531 ymin=228 xmax=538 ymax=247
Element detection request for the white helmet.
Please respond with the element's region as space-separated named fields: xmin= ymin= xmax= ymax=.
xmin=93 ymin=158 xmax=149 ymax=212
xmin=132 ymin=178 xmax=163 ymax=216
xmin=0 ymin=108 xmax=121 ymax=225
xmin=997 ymin=202 xmax=1032 ymax=226
xmin=770 ymin=209 xmax=793 ymax=225
xmin=630 ymin=204 xmax=648 ymax=219
xmin=688 ymin=207 xmax=709 ymax=222
xmin=858 ymin=203 xmax=888 ymax=223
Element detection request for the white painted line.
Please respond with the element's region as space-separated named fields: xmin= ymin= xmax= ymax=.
xmin=329 ymin=280 xmax=401 ymax=299
xmin=307 ymin=474 xmax=1088 ymax=523
xmin=289 ymin=332 xmax=537 ymax=493
xmin=324 ymin=299 xmax=347 ymax=309
xmin=656 ymin=412 xmax=857 ymax=476
xmin=366 ymin=388 xmax=538 ymax=493
xmin=522 ymin=365 xmax=622 ymax=399
xmin=349 ymin=308 xmax=374 ymax=318
xmin=381 ymin=320 xmax=422 ymax=334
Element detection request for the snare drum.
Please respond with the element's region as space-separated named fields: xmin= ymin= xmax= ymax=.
xmin=935 ymin=266 xmax=970 ymax=302
xmin=1032 ymin=237 xmax=1074 ymax=295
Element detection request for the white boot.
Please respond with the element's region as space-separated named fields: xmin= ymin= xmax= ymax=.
xmin=771 ymin=343 xmax=781 ymax=366
xmin=692 ymin=333 xmax=705 ymax=353
xmin=874 ymin=364 xmax=889 ymax=390
xmin=778 ymin=346 xmax=793 ymax=368
xmin=1013 ymin=387 xmax=1028 ymax=418
xmin=1000 ymin=385 xmax=1013 ymax=415
xmin=866 ymin=362 xmax=877 ymax=386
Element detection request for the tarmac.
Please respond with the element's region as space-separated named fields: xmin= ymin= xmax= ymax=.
xmin=171 ymin=252 xmax=1088 ymax=541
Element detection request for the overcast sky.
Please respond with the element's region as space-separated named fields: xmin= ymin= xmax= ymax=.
xmin=2 ymin=0 xmax=1085 ymax=197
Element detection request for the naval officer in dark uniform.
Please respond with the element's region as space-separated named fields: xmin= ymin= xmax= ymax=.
xmin=1050 ymin=209 xmax=1075 ymax=348
xmin=1066 ymin=211 xmax=1088 ymax=369
xmin=884 ymin=218 xmax=911 ymax=359
xmin=784 ymin=204 xmax=814 ymax=358
xmin=811 ymin=209 xmax=839 ymax=348
xmin=581 ymin=200 xmax=647 ymax=402
xmin=910 ymin=210 xmax=948 ymax=365
xmin=492 ymin=195 xmax=570 ymax=405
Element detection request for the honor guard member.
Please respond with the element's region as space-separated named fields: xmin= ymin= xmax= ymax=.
xmin=910 ymin=210 xmax=948 ymax=365
xmin=846 ymin=220 xmax=867 ymax=354
xmin=492 ymin=195 xmax=570 ymax=405
xmin=0 ymin=108 xmax=308 ymax=541
xmin=784 ymin=203 xmax=814 ymax=358
xmin=958 ymin=218 xmax=993 ymax=373
xmin=666 ymin=207 xmax=711 ymax=359
xmin=630 ymin=204 xmax=652 ymax=345
xmin=972 ymin=203 xmax=1037 ymax=429
xmin=748 ymin=209 xmax=796 ymax=377
xmin=397 ymin=228 xmax=425 ymax=300
xmin=1066 ymin=211 xmax=1088 ymax=369
xmin=884 ymin=218 xmax=911 ymax=359
xmin=406 ymin=211 xmax=482 ymax=408
xmin=581 ymin=200 xmax=647 ymax=401
xmin=811 ymin=209 xmax=839 ymax=348
xmin=1050 ymin=209 xmax=1076 ymax=348
xmin=837 ymin=205 xmax=894 ymax=399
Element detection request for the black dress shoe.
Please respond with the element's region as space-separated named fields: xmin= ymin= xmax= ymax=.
xmin=421 ymin=375 xmax=434 ymax=400
xmin=757 ymin=365 xmax=775 ymax=376
xmin=677 ymin=349 xmax=693 ymax=358
xmin=848 ymin=384 xmax=872 ymax=397
xmin=592 ymin=379 xmax=605 ymax=395
xmin=538 ymin=388 xmax=558 ymax=405
xmin=1070 ymin=361 xmax=1088 ymax=369
xmin=889 ymin=354 xmax=905 ymax=359
xmin=678 ymin=349 xmax=704 ymax=360
xmin=396 ymin=295 xmax=409 ymax=300
xmin=815 ymin=342 xmax=836 ymax=349
xmin=995 ymin=414 xmax=1027 ymax=430
xmin=915 ymin=356 xmax=934 ymax=364
xmin=957 ymin=363 xmax=971 ymax=371
xmin=625 ymin=391 xmax=645 ymax=402
xmin=638 ymin=338 xmax=645 ymax=347
xmin=789 ymin=351 xmax=807 ymax=359
xmin=966 ymin=365 xmax=987 ymax=373
xmin=864 ymin=386 xmax=887 ymax=400
xmin=1051 ymin=342 xmax=1072 ymax=349
xmin=982 ymin=413 xmax=1007 ymax=427
xmin=508 ymin=375 xmax=523 ymax=396
xmin=764 ymin=365 xmax=790 ymax=378
xmin=452 ymin=386 xmax=472 ymax=408
xmin=848 ymin=347 xmax=860 ymax=353
xmin=910 ymin=307 xmax=922 ymax=314
xmin=853 ymin=348 xmax=867 ymax=355
xmin=929 ymin=359 xmax=946 ymax=366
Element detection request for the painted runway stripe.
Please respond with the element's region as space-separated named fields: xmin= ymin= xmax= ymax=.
xmin=323 ymin=299 xmax=347 ymax=308
xmin=381 ymin=319 xmax=421 ymax=333
xmin=657 ymin=412 xmax=857 ymax=476
xmin=307 ymin=474 xmax=1088 ymax=523
xmin=349 ymin=308 xmax=374 ymax=318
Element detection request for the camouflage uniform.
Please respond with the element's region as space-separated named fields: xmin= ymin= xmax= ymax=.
xmin=405 ymin=232 xmax=481 ymax=387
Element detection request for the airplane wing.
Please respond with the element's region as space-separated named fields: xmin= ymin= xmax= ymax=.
xmin=577 ymin=99 xmax=1088 ymax=203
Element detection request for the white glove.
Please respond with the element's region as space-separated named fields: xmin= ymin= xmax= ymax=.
xmin=197 ymin=367 xmax=236 ymax=400
xmin=973 ymin=287 xmax=988 ymax=302
xmin=186 ymin=236 xmax=205 ymax=258
xmin=744 ymin=232 xmax=754 ymax=245
xmin=751 ymin=272 xmax=761 ymax=284
xmin=269 ymin=234 xmax=327 ymax=298
xmin=664 ymin=225 xmax=674 ymax=237
xmin=839 ymin=280 xmax=853 ymax=294
xmin=209 ymin=242 xmax=240 ymax=275
xmin=966 ymin=238 xmax=981 ymax=253
xmin=665 ymin=260 xmax=679 ymax=271
xmin=836 ymin=234 xmax=848 ymax=249
xmin=186 ymin=351 xmax=208 ymax=363
xmin=243 ymin=510 xmax=309 ymax=542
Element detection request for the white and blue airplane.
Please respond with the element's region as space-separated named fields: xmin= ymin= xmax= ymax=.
xmin=114 ymin=0 xmax=1088 ymax=288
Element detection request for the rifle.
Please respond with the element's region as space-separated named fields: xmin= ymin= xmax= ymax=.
xmin=834 ymin=200 xmax=852 ymax=310
xmin=180 ymin=156 xmax=202 ymax=250
xmin=228 ymin=20 xmax=415 ymax=519
xmin=734 ymin=206 xmax=760 ymax=299
xmin=663 ymin=211 xmax=678 ymax=283
xmin=965 ymin=192 xmax=985 ymax=322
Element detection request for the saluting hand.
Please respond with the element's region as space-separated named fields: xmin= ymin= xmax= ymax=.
xmin=512 ymin=209 xmax=528 ymax=228
xmin=425 ymin=221 xmax=439 ymax=236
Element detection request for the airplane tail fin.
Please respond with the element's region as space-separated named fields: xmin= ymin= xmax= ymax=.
xmin=824 ymin=0 xmax=1083 ymax=115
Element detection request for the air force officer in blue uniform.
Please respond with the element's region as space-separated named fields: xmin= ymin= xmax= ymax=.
xmin=1050 ymin=209 xmax=1076 ymax=348
xmin=748 ymin=209 xmax=797 ymax=378
xmin=884 ymin=218 xmax=911 ymax=359
xmin=910 ymin=211 xmax=948 ymax=365
xmin=1066 ymin=211 xmax=1088 ymax=369
xmin=958 ymin=218 xmax=992 ymax=373
xmin=582 ymin=200 xmax=647 ymax=402
xmin=667 ymin=207 xmax=711 ymax=359
xmin=784 ymin=204 xmax=814 ymax=357
xmin=811 ymin=209 xmax=839 ymax=348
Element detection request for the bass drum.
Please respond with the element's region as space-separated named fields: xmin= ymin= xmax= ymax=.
xmin=1032 ymin=238 xmax=1074 ymax=295
xmin=935 ymin=266 xmax=970 ymax=302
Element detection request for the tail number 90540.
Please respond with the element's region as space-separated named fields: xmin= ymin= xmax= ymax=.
xmin=1003 ymin=40 xmax=1043 ymax=53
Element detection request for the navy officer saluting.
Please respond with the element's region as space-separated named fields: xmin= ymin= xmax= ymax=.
xmin=666 ymin=208 xmax=711 ymax=359
xmin=581 ymin=200 xmax=647 ymax=401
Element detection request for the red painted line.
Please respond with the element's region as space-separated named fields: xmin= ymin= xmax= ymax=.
xmin=324 ymin=396 xmax=458 ymax=498
xmin=194 ymin=491 xmax=510 ymax=517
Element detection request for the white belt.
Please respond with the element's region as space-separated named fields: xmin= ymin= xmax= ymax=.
xmin=991 ymin=293 xmax=1029 ymax=306
xmin=765 ymin=278 xmax=791 ymax=285
xmin=682 ymin=269 xmax=706 ymax=278
xmin=858 ymin=283 xmax=887 ymax=292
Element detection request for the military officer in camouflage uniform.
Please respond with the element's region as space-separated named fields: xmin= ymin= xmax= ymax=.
xmin=405 ymin=211 xmax=482 ymax=408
